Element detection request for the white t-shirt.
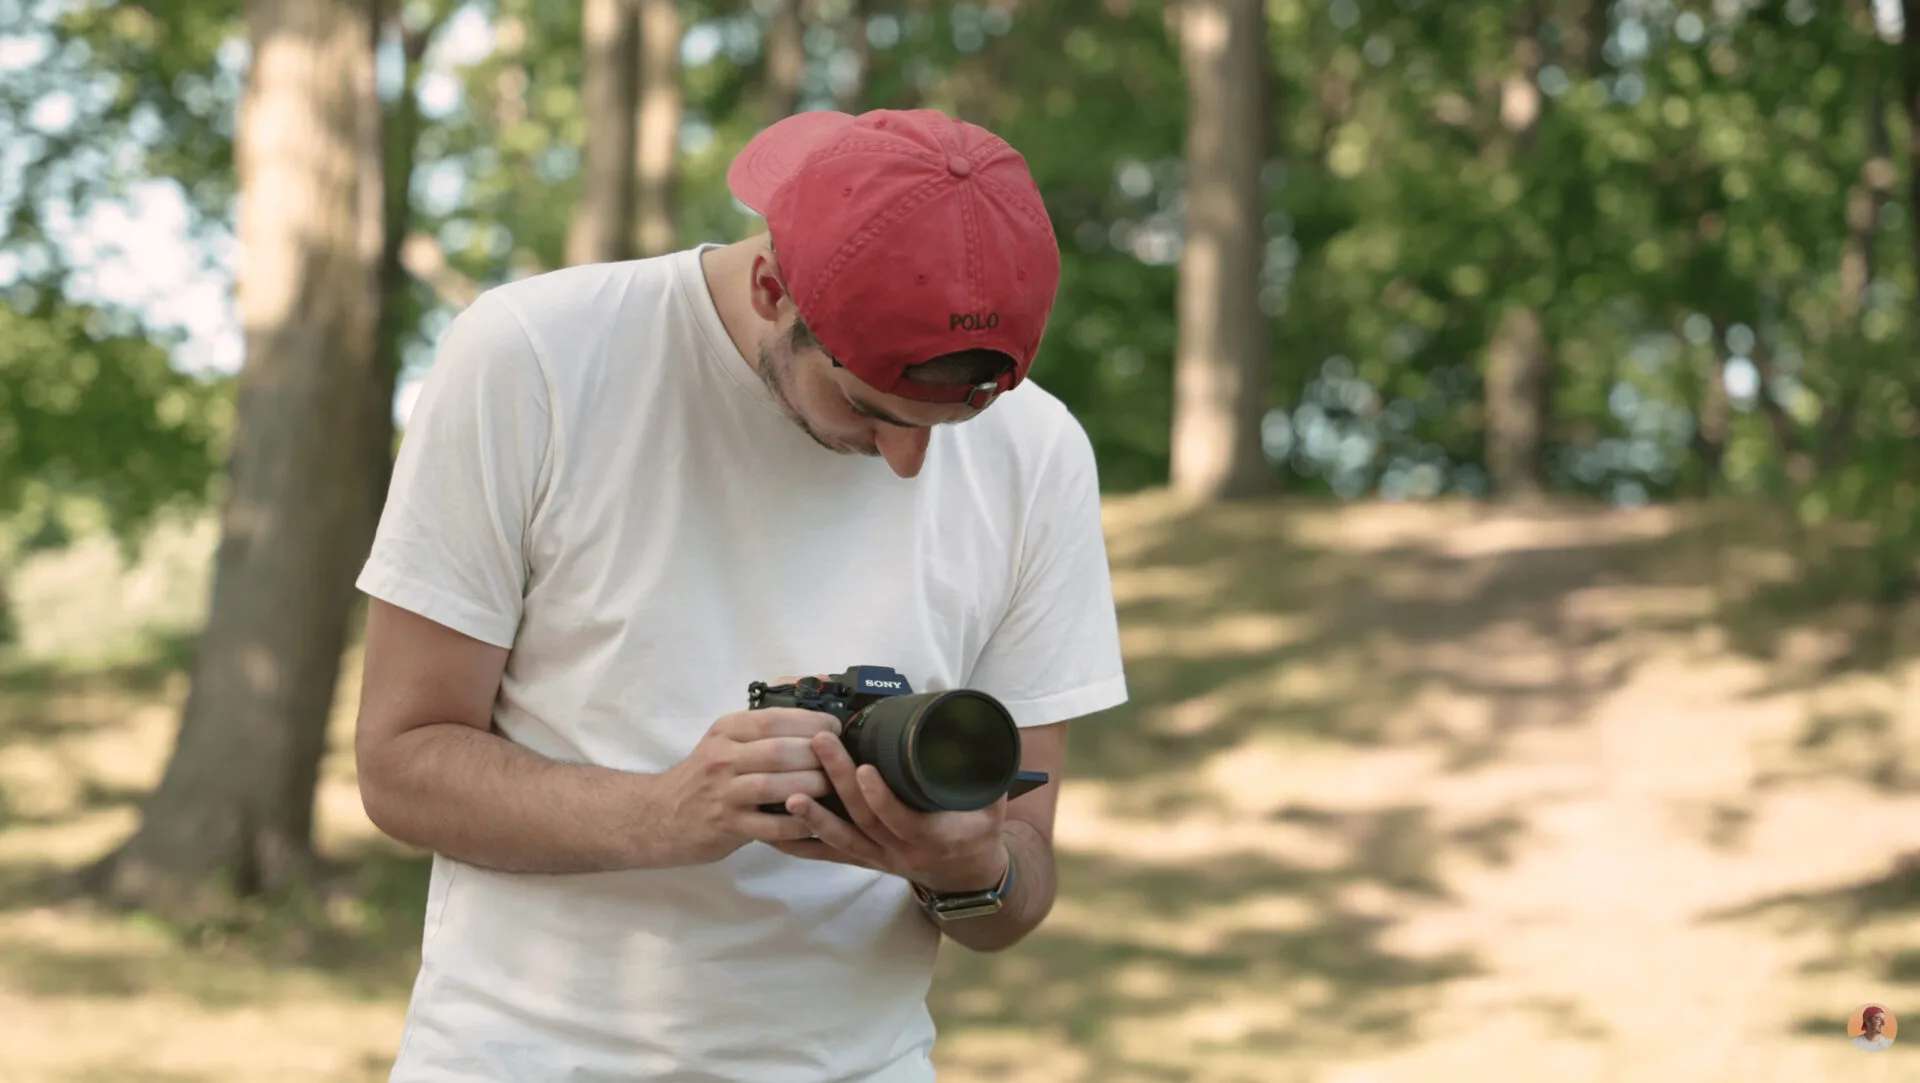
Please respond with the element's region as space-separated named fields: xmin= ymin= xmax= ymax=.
xmin=356 ymin=245 xmax=1128 ymax=1083
xmin=1853 ymin=1033 xmax=1894 ymax=1051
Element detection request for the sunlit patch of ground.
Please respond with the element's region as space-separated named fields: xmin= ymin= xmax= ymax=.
xmin=4 ymin=495 xmax=1920 ymax=1082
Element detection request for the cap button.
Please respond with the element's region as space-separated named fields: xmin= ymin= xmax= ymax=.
xmin=946 ymin=155 xmax=973 ymax=177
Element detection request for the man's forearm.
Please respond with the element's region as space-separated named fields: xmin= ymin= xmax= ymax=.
xmin=361 ymin=722 xmax=684 ymax=875
xmin=928 ymin=819 xmax=1057 ymax=953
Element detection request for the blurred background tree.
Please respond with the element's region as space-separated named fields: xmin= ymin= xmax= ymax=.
xmin=1168 ymin=0 xmax=1274 ymax=500
xmin=72 ymin=0 xmax=388 ymax=916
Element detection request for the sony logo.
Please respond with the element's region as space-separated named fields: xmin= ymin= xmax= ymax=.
xmin=866 ymin=679 xmax=905 ymax=689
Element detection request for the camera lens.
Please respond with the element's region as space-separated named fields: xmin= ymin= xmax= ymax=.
xmin=911 ymin=693 xmax=1020 ymax=805
xmin=847 ymin=690 xmax=1020 ymax=812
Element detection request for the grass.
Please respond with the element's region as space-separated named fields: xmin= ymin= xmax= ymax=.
xmin=3 ymin=493 xmax=1920 ymax=1082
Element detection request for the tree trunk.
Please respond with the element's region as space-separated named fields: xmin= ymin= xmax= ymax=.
xmin=762 ymin=0 xmax=805 ymax=121
xmin=1743 ymin=325 xmax=1812 ymax=484
xmin=367 ymin=5 xmax=454 ymax=512
xmin=1691 ymin=320 xmax=1730 ymax=489
xmin=1168 ymin=0 xmax=1272 ymax=501
xmin=1481 ymin=3 xmax=1550 ymax=499
xmin=1903 ymin=0 xmax=1920 ymax=339
xmin=1839 ymin=93 xmax=1886 ymax=328
xmin=566 ymin=0 xmax=640 ymax=266
xmin=633 ymin=0 xmax=681 ymax=258
xmin=1897 ymin=1 xmax=1920 ymax=473
xmin=83 ymin=0 xmax=385 ymax=920
xmin=1822 ymin=18 xmax=1895 ymax=471
xmin=1484 ymin=306 xmax=1551 ymax=498
xmin=1817 ymin=95 xmax=1889 ymax=466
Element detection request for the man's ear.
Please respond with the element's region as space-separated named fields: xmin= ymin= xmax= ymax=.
xmin=749 ymin=249 xmax=788 ymax=323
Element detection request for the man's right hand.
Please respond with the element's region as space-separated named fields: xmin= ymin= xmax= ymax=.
xmin=661 ymin=700 xmax=843 ymax=865
xmin=359 ymin=605 xmax=848 ymax=877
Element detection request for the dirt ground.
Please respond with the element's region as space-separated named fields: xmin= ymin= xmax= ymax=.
xmin=3 ymin=493 xmax=1919 ymax=1082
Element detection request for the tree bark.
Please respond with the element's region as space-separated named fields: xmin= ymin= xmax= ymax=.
xmin=633 ymin=0 xmax=682 ymax=258
xmin=1689 ymin=310 xmax=1730 ymax=489
xmin=366 ymin=5 xmax=458 ymax=512
xmin=1484 ymin=306 xmax=1551 ymax=497
xmin=1903 ymin=1 xmax=1920 ymax=339
xmin=1168 ymin=0 xmax=1272 ymax=501
xmin=567 ymin=0 xmax=640 ymax=266
xmin=1821 ymin=83 xmax=1892 ymax=471
xmin=1895 ymin=1 xmax=1920 ymax=462
xmin=83 ymin=0 xmax=385 ymax=920
xmin=1838 ymin=91 xmax=1887 ymax=327
xmin=366 ymin=6 xmax=403 ymax=521
xmin=1481 ymin=2 xmax=1551 ymax=499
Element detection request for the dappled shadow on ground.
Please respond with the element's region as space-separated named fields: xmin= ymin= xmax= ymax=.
xmin=0 ymin=778 xmax=147 ymax=831
xmin=0 ymin=936 xmax=267 ymax=1006
xmin=931 ymin=799 xmax=1521 ymax=1076
xmin=1075 ymin=495 xmax=1920 ymax=806
xmin=922 ymin=494 xmax=1920 ymax=1079
xmin=1701 ymin=852 xmax=1920 ymax=988
xmin=1072 ymin=496 xmax=1702 ymax=790
xmin=0 ymin=628 xmax=200 ymax=793
xmin=6 ymin=493 xmax=1920 ymax=1083
xmin=0 ymin=627 xmax=199 ymax=701
xmin=1669 ymin=503 xmax=1920 ymax=689
xmin=1750 ymin=705 xmax=1920 ymax=796
xmin=0 ymin=843 xmax=432 ymax=1009
xmin=62 ymin=1072 xmax=209 ymax=1083
xmin=0 ymin=608 xmax=429 ymax=1020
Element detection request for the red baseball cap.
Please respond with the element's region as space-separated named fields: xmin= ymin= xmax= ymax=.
xmin=727 ymin=108 xmax=1062 ymax=409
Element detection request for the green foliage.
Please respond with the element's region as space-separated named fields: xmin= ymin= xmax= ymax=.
xmin=54 ymin=0 xmax=245 ymax=223
xmin=0 ymin=0 xmax=244 ymax=269
xmin=928 ymin=0 xmax=1189 ymax=490
xmin=0 ymin=293 xmax=227 ymax=545
xmin=3 ymin=0 xmax=1920 ymax=594
xmin=0 ymin=0 xmax=241 ymax=556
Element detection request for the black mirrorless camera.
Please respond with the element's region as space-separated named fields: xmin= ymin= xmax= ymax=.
xmin=748 ymin=665 xmax=1049 ymax=822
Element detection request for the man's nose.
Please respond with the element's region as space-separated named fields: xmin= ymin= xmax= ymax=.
xmin=875 ymin=425 xmax=932 ymax=479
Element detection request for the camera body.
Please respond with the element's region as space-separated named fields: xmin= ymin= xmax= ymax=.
xmin=748 ymin=664 xmax=918 ymax=721
xmin=748 ymin=665 xmax=1048 ymax=822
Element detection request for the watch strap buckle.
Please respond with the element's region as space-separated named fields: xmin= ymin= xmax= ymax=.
xmin=911 ymin=850 xmax=1014 ymax=922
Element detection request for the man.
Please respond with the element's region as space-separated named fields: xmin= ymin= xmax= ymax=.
xmin=1853 ymin=1005 xmax=1895 ymax=1051
xmin=351 ymin=107 xmax=1128 ymax=1083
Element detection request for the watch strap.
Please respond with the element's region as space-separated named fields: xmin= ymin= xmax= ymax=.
xmin=911 ymin=850 xmax=1013 ymax=921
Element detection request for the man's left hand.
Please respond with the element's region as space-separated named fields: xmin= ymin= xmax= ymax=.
xmin=769 ymin=730 xmax=1010 ymax=893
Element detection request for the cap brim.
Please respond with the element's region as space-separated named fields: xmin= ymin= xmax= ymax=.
xmin=728 ymin=110 xmax=858 ymax=215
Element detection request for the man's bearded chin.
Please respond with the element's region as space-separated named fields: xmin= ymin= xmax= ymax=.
xmin=757 ymin=341 xmax=877 ymax=457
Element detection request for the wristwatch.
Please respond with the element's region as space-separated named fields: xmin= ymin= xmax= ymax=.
xmin=910 ymin=852 xmax=1014 ymax=922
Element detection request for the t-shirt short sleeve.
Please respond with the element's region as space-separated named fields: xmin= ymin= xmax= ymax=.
xmin=967 ymin=415 xmax=1129 ymax=728
xmin=356 ymin=290 xmax=552 ymax=649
